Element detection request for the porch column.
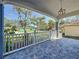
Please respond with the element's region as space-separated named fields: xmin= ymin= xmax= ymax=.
xmin=56 ymin=17 xmax=60 ymax=38
xmin=56 ymin=21 xmax=59 ymax=38
xmin=0 ymin=2 xmax=4 ymax=59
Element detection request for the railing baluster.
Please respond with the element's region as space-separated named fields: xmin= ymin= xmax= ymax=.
xmin=32 ymin=33 xmax=34 ymax=43
xmin=27 ymin=33 xmax=28 ymax=45
xmin=5 ymin=34 xmax=7 ymax=52
xmin=4 ymin=34 xmax=6 ymax=53
xmin=12 ymin=34 xmax=14 ymax=50
xmin=18 ymin=34 xmax=21 ymax=48
xmin=28 ymin=33 xmax=30 ymax=44
xmin=23 ymin=34 xmax=24 ymax=47
xmin=19 ymin=34 xmax=21 ymax=48
xmin=23 ymin=33 xmax=25 ymax=46
xmin=21 ymin=34 xmax=23 ymax=47
xmin=31 ymin=33 xmax=33 ymax=44
xmin=49 ymin=31 xmax=51 ymax=40
xmin=20 ymin=34 xmax=21 ymax=48
xmin=18 ymin=34 xmax=20 ymax=48
xmin=17 ymin=34 xmax=19 ymax=48
xmin=34 ymin=32 xmax=36 ymax=43
xmin=29 ymin=33 xmax=31 ymax=44
xmin=26 ymin=33 xmax=27 ymax=46
xmin=15 ymin=34 xmax=17 ymax=49
xmin=22 ymin=34 xmax=24 ymax=47
xmin=30 ymin=33 xmax=32 ymax=44
xmin=8 ymin=34 xmax=10 ymax=52
xmin=16 ymin=34 xmax=18 ymax=48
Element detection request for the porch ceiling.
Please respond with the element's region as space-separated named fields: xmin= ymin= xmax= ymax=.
xmin=3 ymin=0 xmax=79 ymax=18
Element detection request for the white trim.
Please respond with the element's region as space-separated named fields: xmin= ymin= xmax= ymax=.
xmin=3 ymin=39 xmax=49 ymax=56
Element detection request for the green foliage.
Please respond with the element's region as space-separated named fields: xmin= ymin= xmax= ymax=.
xmin=11 ymin=25 xmax=17 ymax=31
xmin=14 ymin=6 xmax=32 ymax=33
xmin=4 ymin=28 xmax=10 ymax=33
xmin=4 ymin=22 xmax=17 ymax=34
xmin=4 ymin=17 xmax=17 ymax=26
xmin=4 ymin=5 xmax=56 ymax=33
xmin=39 ymin=20 xmax=48 ymax=30
xmin=30 ymin=16 xmax=55 ymax=30
xmin=19 ymin=20 xmax=27 ymax=28
xmin=48 ymin=20 xmax=55 ymax=30
xmin=37 ymin=16 xmax=48 ymax=30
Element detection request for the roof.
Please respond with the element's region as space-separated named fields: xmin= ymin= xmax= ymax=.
xmin=3 ymin=0 xmax=79 ymax=19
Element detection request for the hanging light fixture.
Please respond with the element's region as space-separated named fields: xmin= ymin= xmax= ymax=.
xmin=58 ymin=0 xmax=66 ymax=18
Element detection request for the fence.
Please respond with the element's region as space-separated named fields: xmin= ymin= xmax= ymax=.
xmin=3 ymin=31 xmax=50 ymax=54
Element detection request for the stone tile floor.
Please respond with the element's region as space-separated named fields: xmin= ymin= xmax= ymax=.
xmin=4 ymin=38 xmax=79 ymax=59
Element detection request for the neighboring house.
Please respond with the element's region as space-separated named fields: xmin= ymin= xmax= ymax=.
xmin=61 ymin=24 xmax=79 ymax=37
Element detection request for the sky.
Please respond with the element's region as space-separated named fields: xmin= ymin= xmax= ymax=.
xmin=4 ymin=4 xmax=53 ymax=23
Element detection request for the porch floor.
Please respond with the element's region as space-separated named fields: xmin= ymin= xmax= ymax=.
xmin=4 ymin=38 xmax=79 ymax=59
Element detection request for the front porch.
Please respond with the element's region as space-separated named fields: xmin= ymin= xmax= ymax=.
xmin=0 ymin=0 xmax=79 ymax=59
xmin=4 ymin=38 xmax=79 ymax=59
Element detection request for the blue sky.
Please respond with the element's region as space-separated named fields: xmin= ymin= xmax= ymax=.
xmin=4 ymin=4 xmax=52 ymax=22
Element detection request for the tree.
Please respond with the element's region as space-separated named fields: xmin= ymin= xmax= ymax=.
xmin=48 ymin=20 xmax=55 ymax=30
xmin=19 ymin=20 xmax=27 ymax=33
xmin=14 ymin=6 xmax=32 ymax=32
xmin=5 ymin=23 xmax=12 ymax=27
xmin=37 ymin=16 xmax=48 ymax=30
xmin=14 ymin=6 xmax=32 ymax=45
xmin=4 ymin=28 xmax=10 ymax=34
xmin=4 ymin=23 xmax=17 ymax=34
xmin=11 ymin=25 xmax=17 ymax=33
xmin=4 ymin=17 xmax=17 ymax=34
xmin=30 ymin=16 xmax=39 ymax=31
xmin=30 ymin=16 xmax=48 ymax=31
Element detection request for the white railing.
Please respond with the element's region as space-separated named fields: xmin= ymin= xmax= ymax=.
xmin=3 ymin=31 xmax=50 ymax=54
